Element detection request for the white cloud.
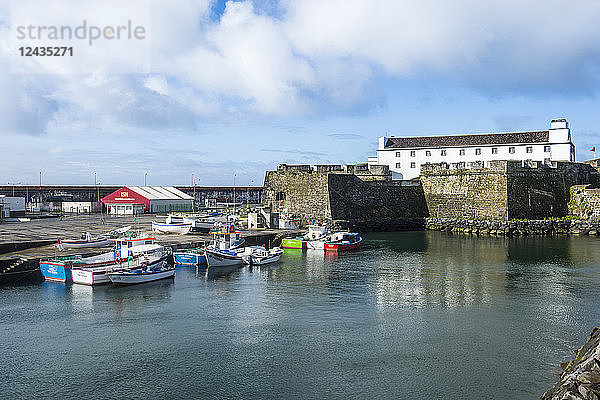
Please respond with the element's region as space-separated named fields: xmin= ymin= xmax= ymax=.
xmin=2 ymin=0 xmax=600 ymax=137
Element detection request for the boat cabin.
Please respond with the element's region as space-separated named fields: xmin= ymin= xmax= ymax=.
xmin=113 ymin=237 xmax=158 ymax=258
xmin=210 ymin=223 xmax=243 ymax=251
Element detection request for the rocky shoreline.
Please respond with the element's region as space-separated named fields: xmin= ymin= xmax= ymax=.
xmin=542 ymin=327 xmax=600 ymax=399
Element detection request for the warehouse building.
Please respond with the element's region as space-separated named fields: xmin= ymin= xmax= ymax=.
xmin=102 ymin=186 xmax=193 ymax=215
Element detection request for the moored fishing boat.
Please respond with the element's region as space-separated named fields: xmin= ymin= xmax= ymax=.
xmin=57 ymin=226 xmax=132 ymax=250
xmin=107 ymin=260 xmax=175 ymax=285
xmin=281 ymin=237 xmax=305 ymax=249
xmin=204 ymin=219 xmax=246 ymax=268
xmin=242 ymin=247 xmax=284 ymax=265
xmin=151 ymin=221 xmax=192 ymax=234
xmin=173 ymin=248 xmax=206 ymax=265
xmin=204 ymin=248 xmax=244 ymax=268
xmin=324 ymin=232 xmax=362 ymax=252
xmin=42 ymin=236 xmax=162 ymax=284
xmin=71 ymin=238 xmax=167 ymax=285
xmin=283 ymin=225 xmax=329 ymax=250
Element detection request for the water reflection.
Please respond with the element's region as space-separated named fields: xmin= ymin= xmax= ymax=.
xmin=372 ymin=232 xmax=600 ymax=309
xmin=204 ymin=265 xmax=240 ymax=281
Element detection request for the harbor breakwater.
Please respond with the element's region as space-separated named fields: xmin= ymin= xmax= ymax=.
xmin=542 ymin=327 xmax=600 ymax=399
xmin=337 ymin=217 xmax=600 ymax=236
xmin=424 ymin=218 xmax=600 ymax=236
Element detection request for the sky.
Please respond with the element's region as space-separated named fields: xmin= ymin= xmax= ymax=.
xmin=1 ymin=0 xmax=600 ymax=186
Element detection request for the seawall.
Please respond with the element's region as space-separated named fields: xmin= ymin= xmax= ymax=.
xmin=425 ymin=218 xmax=600 ymax=236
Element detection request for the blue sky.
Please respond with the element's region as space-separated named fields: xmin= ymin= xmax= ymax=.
xmin=1 ymin=0 xmax=600 ymax=186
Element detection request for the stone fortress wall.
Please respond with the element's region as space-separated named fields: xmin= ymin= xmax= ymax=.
xmin=263 ymin=163 xmax=427 ymax=227
xmin=421 ymin=160 xmax=600 ymax=220
xmin=264 ymin=160 xmax=600 ymax=231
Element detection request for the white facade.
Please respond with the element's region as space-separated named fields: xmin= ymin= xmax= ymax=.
xmin=106 ymin=203 xmax=146 ymax=215
xmin=0 ymin=196 xmax=26 ymax=217
xmin=61 ymin=201 xmax=102 ymax=213
xmin=368 ymin=119 xmax=575 ymax=180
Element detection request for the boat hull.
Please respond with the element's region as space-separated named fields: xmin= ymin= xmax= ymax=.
xmin=205 ymin=249 xmax=243 ymax=268
xmin=40 ymin=262 xmax=72 ymax=283
xmin=306 ymin=240 xmax=325 ymax=250
xmin=244 ymin=254 xmax=282 ymax=265
xmin=107 ymin=268 xmax=175 ymax=284
xmin=173 ymin=252 xmax=206 ymax=265
xmin=152 ymin=222 xmax=192 ymax=235
xmin=71 ymin=268 xmax=112 ymax=285
xmin=58 ymin=239 xmax=112 ymax=249
xmin=282 ymin=238 xmax=304 ymax=249
xmin=324 ymin=240 xmax=362 ymax=252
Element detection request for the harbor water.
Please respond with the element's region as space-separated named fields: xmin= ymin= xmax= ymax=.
xmin=2 ymin=231 xmax=600 ymax=399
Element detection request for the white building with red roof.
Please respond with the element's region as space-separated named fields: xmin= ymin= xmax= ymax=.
xmin=102 ymin=186 xmax=193 ymax=215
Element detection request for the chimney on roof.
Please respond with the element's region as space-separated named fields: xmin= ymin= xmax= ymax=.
xmin=550 ymin=118 xmax=568 ymax=130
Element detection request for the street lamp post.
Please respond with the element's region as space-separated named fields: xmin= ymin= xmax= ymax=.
xmin=233 ymin=172 xmax=236 ymax=212
xmin=144 ymin=172 xmax=148 ymax=186
xmin=94 ymin=172 xmax=99 ymax=202
xmin=192 ymin=174 xmax=196 ymax=213
xmin=247 ymin=179 xmax=253 ymax=210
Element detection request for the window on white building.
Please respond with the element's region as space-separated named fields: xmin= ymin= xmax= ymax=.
xmin=396 ymin=152 xmax=401 ymax=157
xmin=410 ymin=151 xmax=416 ymax=157
xmin=459 ymin=149 xmax=465 ymax=156
xmin=544 ymin=146 xmax=551 ymax=152
xmin=425 ymin=150 xmax=431 ymax=156
xmin=395 ymin=163 xmax=401 ymax=168
xmin=410 ymin=162 xmax=416 ymax=168
xmin=441 ymin=150 xmax=447 ymax=156
xmin=475 ymin=148 xmax=481 ymax=155
xmin=526 ymin=146 xmax=533 ymax=153
xmin=509 ymin=147 xmax=515 ymax=154
xmin=492 ymin=147 xmax=498 ymax=154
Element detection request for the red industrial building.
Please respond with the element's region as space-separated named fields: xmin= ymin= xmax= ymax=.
xmin=102 ymin=186 xmax=193 ymax=215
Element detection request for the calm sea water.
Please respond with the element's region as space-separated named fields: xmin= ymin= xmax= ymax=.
xmin=2 ymin=231 xmax=600 ymax=399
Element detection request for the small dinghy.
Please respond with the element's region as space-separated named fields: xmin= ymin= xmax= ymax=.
xmin=242 ymin=247 xmax=284 ymax=265
xmin=58 ymin=233 xmax=112 ymax=250
xmin=107 ymin=260 xmax=175 ymax=285
xmin=151 ymin=221 xmax=192 ymax=235
xmin=57 ymin=226 xmax=132 ymax=250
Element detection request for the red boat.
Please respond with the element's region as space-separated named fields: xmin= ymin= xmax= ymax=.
xmin=324 ymin=233 xmax=362 ymax=252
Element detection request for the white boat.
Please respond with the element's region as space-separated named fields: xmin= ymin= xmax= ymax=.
xmin=151 ymin=221 xmax=192 ymax=234
xmin=57 ymin=226 xmax=132 ymax=250
xmin=58 ymin=233 xmax=112 ymax=249
xmin=306 ymin=239 xmax=326 ymax=250
xmin=205 ymin=248 xmax=244 ymax=267
xmin=71 ymin=237 xmax=167 ymax=285
xmin=242 ymin=247 xmax=284 ymax=265
xmin=107 ymin=261 xmax=175 ymax=284
xmin=166 ymin=213 xmax=229 ymax=233
xmin=204 ymin=219 xmax=247 ymax=268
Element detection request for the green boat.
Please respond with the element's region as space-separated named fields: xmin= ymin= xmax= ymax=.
xmin=281 ymin=238 xmax=305 ymax=249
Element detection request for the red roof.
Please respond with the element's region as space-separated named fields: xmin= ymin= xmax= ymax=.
xmin=101 ymin=186 xmax=150 ymax=208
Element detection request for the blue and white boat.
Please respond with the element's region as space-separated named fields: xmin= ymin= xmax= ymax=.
xmin=41 ymin=236 xmax=161 ymax=283
xmin=173 ymin=249 xmax=206 ymax=265
xmin=107 ymin=259 xmax=175 ymax=284
xmin=204 ymin=220 xmax=248 ymax=268
xmin=40 ymin=253 xmax=121 ymax=283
